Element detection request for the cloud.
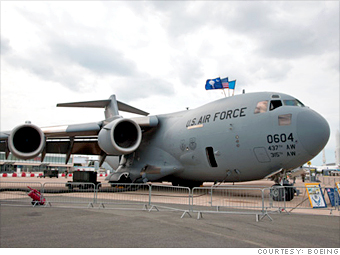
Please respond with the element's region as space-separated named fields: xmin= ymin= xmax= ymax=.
xmin=148 ymin=1 xmax=213 ymax=39
xmin=0 ymin=37 xmax=12 ymax=55
xmin=171 ymin=56 xmax=204 ymax=87
xmin=3 ymin=47 xmax=89 ymax=92
xmin=113 ymin=76 xmax=175 ymax=102
xmin=50 ymin=42 xmax=138 ymax=76
xmin=222 ymin=1 xmax=339 ymax=60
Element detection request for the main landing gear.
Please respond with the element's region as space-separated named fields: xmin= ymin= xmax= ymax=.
xmin=270 ymin=182 xmax=296 ymax=201
xmin=269 ymin=169 xmax=298 ymax=202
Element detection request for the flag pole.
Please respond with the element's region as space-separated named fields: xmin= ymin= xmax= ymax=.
xmin=219 ymin=75 xmax=226 ymax=97
xmin=232 ymin=80 xmax=236 ymax=96
xmin=222 ymin=88 xmax=226 ymax=97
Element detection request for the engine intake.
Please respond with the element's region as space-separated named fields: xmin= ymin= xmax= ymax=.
xmin=8 ymin=123 xmax=45 ymax=160
xmin=98 ymin=118 xmax=142 ymax=155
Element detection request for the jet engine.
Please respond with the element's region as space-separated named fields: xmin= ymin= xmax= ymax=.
xmin=98 ymin=118 xmax=142 ymax=155
xmin=8 ymin=123 xmax=45 ymax=160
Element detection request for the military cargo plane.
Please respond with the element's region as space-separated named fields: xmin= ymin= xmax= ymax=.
xmin=0 ymin=92 xmax=330 ymax=201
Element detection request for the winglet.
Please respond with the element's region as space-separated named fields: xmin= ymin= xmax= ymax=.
xmin=57 ymin=95 xmax=149 ymax=119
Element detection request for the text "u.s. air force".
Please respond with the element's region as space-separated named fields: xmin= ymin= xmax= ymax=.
xmin=186 ymin=107 xmax=247 ymax=127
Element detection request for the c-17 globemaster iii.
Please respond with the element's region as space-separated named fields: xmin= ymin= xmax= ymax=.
xmin=0 ymin=92 xmax=330 ymax=201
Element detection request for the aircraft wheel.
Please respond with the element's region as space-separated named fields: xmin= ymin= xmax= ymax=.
xmin=118 ymin=174 xmax=132 ymax=183
xmin=271 ymin=184 xmax=285 ymax=201
xmin=284 ymin=184 xmax=295 ymax=202
xmin=271 ymin=184 xmax=295 ymax=201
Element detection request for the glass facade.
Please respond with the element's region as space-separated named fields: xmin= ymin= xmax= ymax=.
xmin=0 ymin=152 xmax=72 ymax=173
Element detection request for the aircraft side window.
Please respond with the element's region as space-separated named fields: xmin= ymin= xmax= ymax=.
xmin=205 ymin=147 xmax=218 ymax=167
xmin=254 ymin=101 xmax=268 ymax=114
xmin=269 ymin=100 xmax=282 ymax=111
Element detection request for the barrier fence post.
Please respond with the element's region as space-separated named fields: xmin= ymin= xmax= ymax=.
xmin=260 ymin=188 xmax=273 ymax=221
xmin=189 ymin=188 xmax=193 ymax=213
xmin=149 ymin=184 xmax=152 ymax=207
xmin=210 ymin=185 xmax=214 ymax=208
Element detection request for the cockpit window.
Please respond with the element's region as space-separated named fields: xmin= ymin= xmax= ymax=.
xmin=270 ymin=100 xmax=282 ymax=111
xmin=283 ymin=99 xmax=305 ymax=107
xmin=254 ymin=101 xmax=268 ymax=114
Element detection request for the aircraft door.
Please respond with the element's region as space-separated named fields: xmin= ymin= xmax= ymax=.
xmin=253 ymin=147 xmax=271 ymax=163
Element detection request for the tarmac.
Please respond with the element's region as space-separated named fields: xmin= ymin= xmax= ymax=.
xmin=0 ymin=205 xmax=339 ymax=248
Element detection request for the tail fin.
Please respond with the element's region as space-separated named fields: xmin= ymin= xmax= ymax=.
xmin=57 ymin=95 xmax=149 ymax=119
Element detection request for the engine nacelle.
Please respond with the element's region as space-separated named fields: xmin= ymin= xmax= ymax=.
xmin=98 ymin=118 xmax=142 ymax=155
xmin=8 ymin=123 xmax=45 ymax=160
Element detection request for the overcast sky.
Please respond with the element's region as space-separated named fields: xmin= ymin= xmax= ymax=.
xmin=1 ymin=1 xmax=339 ymax=166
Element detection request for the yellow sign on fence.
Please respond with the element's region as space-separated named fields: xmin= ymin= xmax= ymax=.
xmin=305 ymin=183 xmax=327 ymax=208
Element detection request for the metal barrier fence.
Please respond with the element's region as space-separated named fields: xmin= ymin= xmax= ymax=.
xmin=43 ymin=182 xmax=96 ymax=208
xmin=148 ymin=185 xmax=191 ymax=218
xmin=0 ymin=181 xmax=339 ymax=220
xmin=96 ymin=183 xmax=150 ymax=210
xmin=192 ymin=186 xmax=275 ymax=221
xmin=191 ymin=184 xmax=339 ymax=220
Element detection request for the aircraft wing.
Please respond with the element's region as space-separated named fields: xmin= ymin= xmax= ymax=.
xmin=0 ymin=95 xmax=158 ymax=164
xmin=0 ymin=121 xmax=103 ymax=159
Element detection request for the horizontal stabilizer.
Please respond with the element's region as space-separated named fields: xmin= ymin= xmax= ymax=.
xmin=117 ymin=101 xmax=149 ymax=116
xmin=57 ymin=95 xmax=149 ymax=118
xmin=57 ymin=99 xmax=110 ymax=109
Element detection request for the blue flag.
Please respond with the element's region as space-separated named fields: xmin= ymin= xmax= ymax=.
xmin=228 ymin=80 xmax=236 ymax=90
xmin=205 ymin=77 xmax=223 ymax=90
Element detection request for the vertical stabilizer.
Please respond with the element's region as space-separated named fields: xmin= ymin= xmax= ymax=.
xmin=105 ymin=95 xmax=119 ymax=120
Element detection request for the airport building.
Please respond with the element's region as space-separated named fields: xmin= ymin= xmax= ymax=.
xmin=0 ymin=152 xmax=111 ymax=174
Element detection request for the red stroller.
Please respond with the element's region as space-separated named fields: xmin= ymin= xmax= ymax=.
xmin=27 ymin=186 xmax=46 ymax=206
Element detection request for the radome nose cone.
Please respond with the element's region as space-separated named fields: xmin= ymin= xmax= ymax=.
xmin=297 ymin=110 xmax=330 ymax=157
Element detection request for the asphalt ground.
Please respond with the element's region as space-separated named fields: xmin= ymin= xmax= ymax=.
xmin=0 ymin=205 xmax=339 ymax=248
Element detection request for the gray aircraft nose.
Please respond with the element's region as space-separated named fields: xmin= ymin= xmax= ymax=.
xmin=296 ymin=109 xmax=330 ymax=157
